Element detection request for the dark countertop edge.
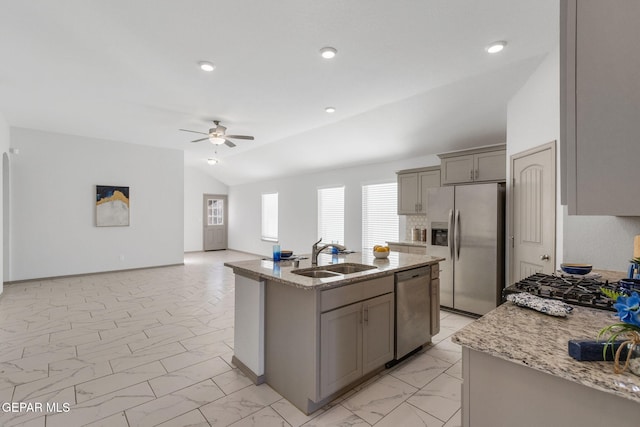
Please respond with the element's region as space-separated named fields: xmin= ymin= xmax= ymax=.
xmin=225 ymin=257 xmax=443 ymax=291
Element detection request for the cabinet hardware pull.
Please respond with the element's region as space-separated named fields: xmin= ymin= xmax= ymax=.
xmin=364 ymin=306 xmax=368 ymax=323
xmin=470 ymin=170 xmax=473 ymax=180
xmin=475 ymin=169 xmax=479 ymax=180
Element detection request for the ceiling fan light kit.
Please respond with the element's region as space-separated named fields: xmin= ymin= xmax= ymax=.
xmin=180 ymin=120 xmax=254 ymax=150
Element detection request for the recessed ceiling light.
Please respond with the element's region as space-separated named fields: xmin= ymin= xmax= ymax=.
xmin=325 ymin=107 xmax=336 ymax=113
xmin=486 ymin=41 xmax=507 ymax=54
xmin=207 ymin=158 xmax=219 ymax=165
xmin=199 ymin=61 xmax=215 ymax=72
xmin=319 ymin=47 xmax=337 ymax=59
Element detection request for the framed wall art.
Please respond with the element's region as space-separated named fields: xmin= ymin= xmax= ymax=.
xmin=96 ymin=185 xmax=130 ymax=227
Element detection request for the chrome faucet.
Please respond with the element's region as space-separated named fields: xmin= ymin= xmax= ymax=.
xmin=312 ymin=238 xmax=346 ymax=265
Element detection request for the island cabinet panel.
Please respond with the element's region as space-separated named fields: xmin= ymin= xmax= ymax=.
xmin=320 ymin=293 xmax=394 ymax=398
xmin=361 ymin=293 xmax=394 ymax=375
xmin=265 ymin=274 xmax=395 ymax=414
xmin=561 ymin=0 xmax=640 ymax=214
xmin=320 ymin=303 xmax=363 ymax=397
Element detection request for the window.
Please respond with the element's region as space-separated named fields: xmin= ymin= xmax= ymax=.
xmin=261 ymin=193 xmax=278 ymax=242
xmin=362 ymin=182 xmax=399 ymax=249
xmin=207 ymin=198 xmax=224 ymax=225
xmin=318 ymin=186 xmax=344 ymax=244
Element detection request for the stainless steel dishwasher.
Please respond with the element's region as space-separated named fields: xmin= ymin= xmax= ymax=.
xmin=393 ymin=266 xmax=431 ymax=363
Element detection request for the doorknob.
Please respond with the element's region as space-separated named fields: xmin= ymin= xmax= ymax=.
xmin=540 ymin=254 xmax=550 ymax=261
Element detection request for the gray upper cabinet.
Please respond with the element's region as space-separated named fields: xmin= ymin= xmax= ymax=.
xmin=438 ymin=145 xmax=506 ymax=185
xmin=561 ymin=0 xmax=640 ymax=215
xmin=397 ymin=167 xmax=440 ymax=215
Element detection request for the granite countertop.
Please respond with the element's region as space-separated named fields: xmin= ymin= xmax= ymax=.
xmin=225 ymin=251 xmax=443 ymax=290
xmin=386 ymin=240 xmax=427 ymax=247
xmin=452 ymin=302 xmax=640 ymax=403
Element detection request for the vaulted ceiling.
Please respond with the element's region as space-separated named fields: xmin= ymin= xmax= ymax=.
xmin=0 ymin=0 xmax=558 ymax=185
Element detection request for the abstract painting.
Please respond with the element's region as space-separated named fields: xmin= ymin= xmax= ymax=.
xmin=96 ymin=185 xmax=130 ymax=226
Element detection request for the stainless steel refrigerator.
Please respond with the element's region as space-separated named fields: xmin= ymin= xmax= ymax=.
xmin=426 ymin=183 xmax=505 ymax=315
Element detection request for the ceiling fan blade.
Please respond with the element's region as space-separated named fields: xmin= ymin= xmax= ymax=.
xmin=224 ymin=139 xmax=236 ymax=147
xmin=190 ymin=137 xmax=209 ymax=143
xmin=225 ymin=135 xmax=254 ymax=140
xmin=179 ymin=128 xmax=209 ymax=135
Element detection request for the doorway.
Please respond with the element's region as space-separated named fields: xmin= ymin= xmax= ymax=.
xmin=203 ymin=194 xmax=228 ymax=251
xmin=510 ymin=141 xmax=556 ymax=283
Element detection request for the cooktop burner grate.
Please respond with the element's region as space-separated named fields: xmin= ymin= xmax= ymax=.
xmin=503 ymin=272 xmax=620 ymax=311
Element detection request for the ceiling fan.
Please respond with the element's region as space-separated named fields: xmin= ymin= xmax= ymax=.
xmin=179 ymin=120 xmax=254 ymax=148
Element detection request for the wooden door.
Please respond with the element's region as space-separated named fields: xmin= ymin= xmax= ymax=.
xmin=320 ymin=302 xmax=362 ymax=398
xmin=203 ymin=194 xmax=227 ymax=251
xmin=511 ymin=142 xmax=556 ymax=283
xmin=362 ymin=293 xmax=394 ymax=375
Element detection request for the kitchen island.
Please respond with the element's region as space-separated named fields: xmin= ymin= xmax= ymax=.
xmin=225 ymin=251 xmax=442 ymax=414
xmin=452 ymin=302 xmax=640 ymax=426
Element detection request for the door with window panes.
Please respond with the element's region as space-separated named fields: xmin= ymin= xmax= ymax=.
xmin=203 ymin=194 xmax=227 ymax=251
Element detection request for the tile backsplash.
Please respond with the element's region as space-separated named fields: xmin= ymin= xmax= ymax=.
xmin=404 ymin=215 xmax=428 ymax=241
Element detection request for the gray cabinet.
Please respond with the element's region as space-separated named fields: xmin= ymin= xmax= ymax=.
xmin=561 ymin=0 xmax=640 ymax=215
xmin=319 ymin=293 xmax=393 ymax=398
xmin=266 ymin=274 xmax=394 ymax=414
xmin=438 ymin=145 xmax=506 ymax=185
xmin=397 ymin=167 xmax=440 ymax=215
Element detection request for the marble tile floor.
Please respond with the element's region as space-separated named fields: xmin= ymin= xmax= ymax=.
xmin=0 ymin=250 xmax=475 ymax=427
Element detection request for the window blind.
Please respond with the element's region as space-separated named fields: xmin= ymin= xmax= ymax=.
xmin=318 ymin=186 xmax=344 ymax=245
xmin=362 ymin=182 xmax=399 ymax=249
xmin=261 ymin=193 xmax=278 ymax=241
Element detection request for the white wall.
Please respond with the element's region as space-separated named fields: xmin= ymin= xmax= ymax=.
xmin=228 ymin=155 xmax=440 ymax=257
xmin=0 ymin=112 xmax=9 ymax=293
xmin=184 ymin=166 xmax=228 ymax=252
xmin=10 ymin=128 xmax=184 ymax=281
xmin=506 ymin=47 xmax=563 ymax=277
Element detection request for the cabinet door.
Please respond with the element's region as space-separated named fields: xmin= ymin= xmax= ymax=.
xmin=570 ymin=0 xmax=640 ymax=214
xmin=397 ymin=173 xmax=419 ymax=214
xmin=441 ymin=155 xmax=474 ymax=185
xmin=430 ymin=278 xmax=440 ymax=336
xmin=474 ymin=150 xmax=506 ymax=182
xmin=320 ymin=303 xmax=362 ymax=398
xmin=418 ymin=170 xmax=441 ymax=213
xmin=362 ymin=293 xmax=394 ymax=375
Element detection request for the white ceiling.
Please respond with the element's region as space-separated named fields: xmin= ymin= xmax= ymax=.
xmin=0 ymin=0 xmax=558 ymax=186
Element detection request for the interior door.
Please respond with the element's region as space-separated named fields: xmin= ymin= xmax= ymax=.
xmin=511 ymin=142 xmax=556 ymax=282
xmin=203 ymin=194 xmax=227 ymax=251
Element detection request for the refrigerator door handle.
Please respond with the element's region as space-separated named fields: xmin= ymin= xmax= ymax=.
xmin=448 ymin=209 xmax=454 ymax=259
xmin=455 ymin=209 xmax=461 ymax=260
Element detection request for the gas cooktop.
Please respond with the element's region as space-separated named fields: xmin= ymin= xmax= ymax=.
xmin=503 ymin=273 xmax=620 ymax=311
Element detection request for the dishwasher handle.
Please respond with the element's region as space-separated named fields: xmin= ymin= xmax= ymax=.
xmin=395 ymin=266 xmax=431 ymax=282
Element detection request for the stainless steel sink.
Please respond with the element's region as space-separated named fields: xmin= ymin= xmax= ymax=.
xmin=291 ymin=269 xmax=342 ymax=278
xmin=321 ymin=263 xmax=378 ymax=274
xmin=291 ymin=263 xmax=377 ymax=278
